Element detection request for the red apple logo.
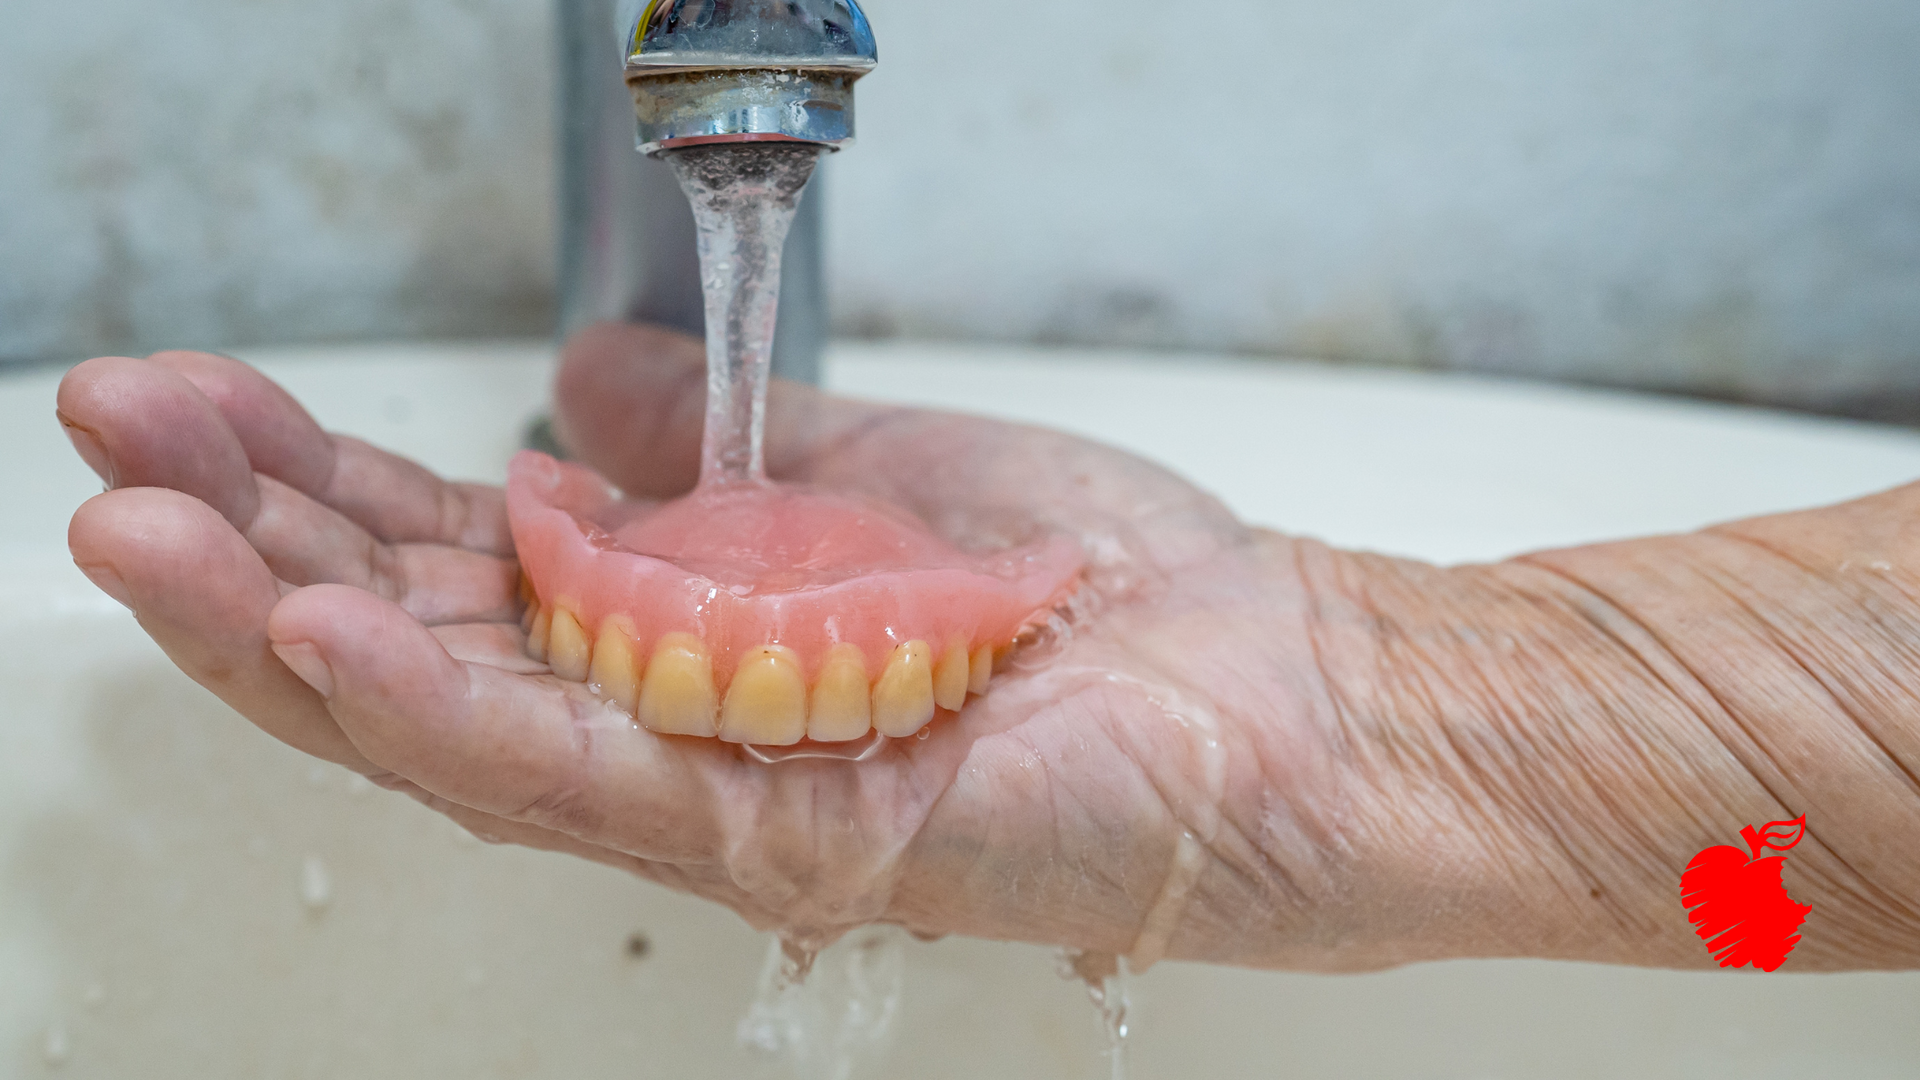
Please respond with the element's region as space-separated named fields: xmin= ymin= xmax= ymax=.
xmin=1679 ymin=814 xmax=1812 ymax=971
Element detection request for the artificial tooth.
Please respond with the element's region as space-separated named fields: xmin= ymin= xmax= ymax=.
xmin=589 ymin=618 xmax=643 ymax=714
xmin=968 ymin=644 xmax=993 ymax=696
xmin=718 ymin=645 xmax=808 ymax=746
xmin=808 ymin=643 xmax=873 ymax=743
xmin=873 ymin=640 xmax=935 ymax=737
xmin=637 ymin=632 xmax=719 ymax=737
xmin=548 ymin=608 xmax=592 ymax=682
xmin=933 ymin=636 xmax=971 ymax=711
xmin=527 ymin=606 xmax=553 ymax=663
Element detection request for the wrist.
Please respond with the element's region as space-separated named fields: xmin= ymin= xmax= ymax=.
xmin=1284 ymin=538 xmax=1742 ymax=968
xmin=1523 ymin=521 xmax=1920 ymax=970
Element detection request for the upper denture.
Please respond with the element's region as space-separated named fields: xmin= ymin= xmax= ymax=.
xmin=506 ymin=451 xmax=1082 ymax=741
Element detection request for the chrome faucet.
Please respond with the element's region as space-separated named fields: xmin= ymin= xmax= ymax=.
xmin=557 ymin=0 xmax=876 ymax=387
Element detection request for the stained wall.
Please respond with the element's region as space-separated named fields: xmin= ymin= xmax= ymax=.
xmin=4 ymin=0 xmax=1917 ymax=415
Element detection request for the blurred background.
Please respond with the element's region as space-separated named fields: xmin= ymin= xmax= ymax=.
xmin=3 ymin=0 xmax=1918 ymax=419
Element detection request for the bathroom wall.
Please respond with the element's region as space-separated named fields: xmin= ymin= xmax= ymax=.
xmin=4 ymin=0 xmax=1918 ymax=417
xmin=0 ymin=0 xmax=558 ymax=360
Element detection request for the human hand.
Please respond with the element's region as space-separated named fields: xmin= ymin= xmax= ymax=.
xmin=57 ymin=325 xmax=1351 ymax=965
xmin=61 ymin=325 xmax=1920 ymax=971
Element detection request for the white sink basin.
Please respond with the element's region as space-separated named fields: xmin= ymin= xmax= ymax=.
xmin=4 ymin=340 xmax=1918 ymax=1078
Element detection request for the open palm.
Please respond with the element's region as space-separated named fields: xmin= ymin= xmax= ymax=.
xmin=60 ymin=323 xmax=1338 ymax=963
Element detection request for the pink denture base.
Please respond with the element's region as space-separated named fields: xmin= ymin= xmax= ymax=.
xmin=506 ymin=451 xmax=1083 ymax=684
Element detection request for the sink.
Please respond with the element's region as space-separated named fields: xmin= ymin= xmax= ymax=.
xmin=5 ymin=341 xmax=1919 ymax=1078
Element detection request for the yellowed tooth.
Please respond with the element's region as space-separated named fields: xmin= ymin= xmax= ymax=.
xmin=808 ymin=643 xmax=872 ymax=743
xmin=933 ymin=636 xmax=970 ymax=711
xmin=969 ymin=644 xmax=993 ymax=696
xmin=873 ymin=640 xmax=935 ymax=737
xmin=637 ymin=632 xmax=719 ymax=737
xmin=589 ymin=617 xmax=642 ymax=715
xmin=548 ymin=608 xmax=592 ymax=682
xmin=527 ymin=606 xmax=552 ymax=663
xmin=718 ymin=645 xmax=807 ymax=746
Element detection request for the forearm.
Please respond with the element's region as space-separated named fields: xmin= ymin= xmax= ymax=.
xmin=1287 ymin=486 xmax=1920 ymax=970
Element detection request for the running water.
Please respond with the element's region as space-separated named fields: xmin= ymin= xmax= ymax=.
xmin=738 ymin=928 xmax=907 ymax=1080
xmin=663 ymin=143 xmax=826 ymax=488
xmin=661 ymin=140 xmax=1132 ymax=1080
xmin=663 ymin=141 xmax=913 ymax=1078
xmin=1058 ymin=949 xmax=1132 ymax=1080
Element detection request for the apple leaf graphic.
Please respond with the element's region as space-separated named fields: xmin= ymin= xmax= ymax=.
xmin=1679 ymin=814 xmax=1811 ymax=971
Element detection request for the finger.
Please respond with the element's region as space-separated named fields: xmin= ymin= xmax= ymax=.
xmin=152 ymin=351 xmax=514 ymax=555
xmin=246 ymin=474 xmax=518 ymax=624
xmin=409 ymin=788 xmax=785 ymax=924
xmin=267 ymin=584 xmax=731 ymax=863
xmin=67 ymin=487 xmax=371 ymax=768
xmin=146 ymin=349 xmax=334 ymax=494
xmin=323 ymin=437 xmax=514 ymax=556
xmin=552 ymin=322 xmax=709 ymax=499
xmin=552 ymin=321 xmax=864 ymax=497
xmin=58 ymin=357 xmax=259 ymax=528
xmin=431 ymin=622 xmax=547 ymax=673
xmin=551 ymin=321 xmax=1236 ymax=538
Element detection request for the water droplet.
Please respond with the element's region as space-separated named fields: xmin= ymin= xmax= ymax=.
xmin=916 ymin=727 xmax=931 ymax=740
xmin=745 ymin=730 xmax=888 ymax=764
xmin=1057 ymin=949 xmax=1131 ymax=1080
xmin=345 ymin=773 xmax=374 ymax=798
xmin=300 ymin=854 xmax=332 ymax=913
xmin=737 ymin=928 xmax=905 ymax=1074
xmin=42 ymin=1024 xmax=71 ymax=1068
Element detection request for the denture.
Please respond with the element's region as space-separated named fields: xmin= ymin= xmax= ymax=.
xmin=507 ymin=451 xmax=1082 ymax=745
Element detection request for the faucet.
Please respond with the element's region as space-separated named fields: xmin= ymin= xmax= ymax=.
xmin=556 ymin=0 xmax=877 ymax=388
xmin=627 ymin=0 xmax=877 ymax=153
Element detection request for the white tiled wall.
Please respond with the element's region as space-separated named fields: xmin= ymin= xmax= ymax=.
xmin=4 ymin=0 xmax=1919 ymax=414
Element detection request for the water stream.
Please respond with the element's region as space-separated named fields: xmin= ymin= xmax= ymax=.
xmin=1059 ymin=949 xmax=1133 ymax=1080
xmin=663 ymin=141 xmax=1134 ymax=1080
xmin=737 ymin=928 xmax=907 ymax=1080
xmin=663 ymin=142 xmax=825 ymax=488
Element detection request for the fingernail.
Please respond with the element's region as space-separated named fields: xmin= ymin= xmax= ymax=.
xmin=58 ymin=413 xmax=116 ymax=487
xmin=75 ymin=562 xmax=134 ymax=611
xmin=272 ymin=640 xmax=336 ymax=699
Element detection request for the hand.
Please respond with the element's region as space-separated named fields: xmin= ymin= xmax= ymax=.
xmin=57 ymin=325 xmax=1350 ymax=965
xmin=61 ymin=325 xmax=1920 ymax=971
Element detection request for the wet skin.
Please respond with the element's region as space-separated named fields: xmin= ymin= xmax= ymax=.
xmin=58 ymin=322 xmax=1920 ymax=970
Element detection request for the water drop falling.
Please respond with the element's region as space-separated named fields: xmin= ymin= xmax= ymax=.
xmin=1057 ymin=949 xmax=1131 ymax=1080
xmin=738 ymin=928 xmax=906 ymax=1080
xmin=300 ymin=854 xmax=332 ymax=914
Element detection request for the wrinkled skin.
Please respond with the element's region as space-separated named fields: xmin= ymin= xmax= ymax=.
xmin=59 ymin=323 xmax=1920 ymax=971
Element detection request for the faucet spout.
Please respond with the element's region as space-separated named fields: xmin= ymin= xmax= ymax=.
xmin=625 ymin=0 xmax=878 ymax=155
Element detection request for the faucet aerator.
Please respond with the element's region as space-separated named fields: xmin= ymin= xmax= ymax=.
xmin=624 ymin=0 xmax=879 ymax=155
